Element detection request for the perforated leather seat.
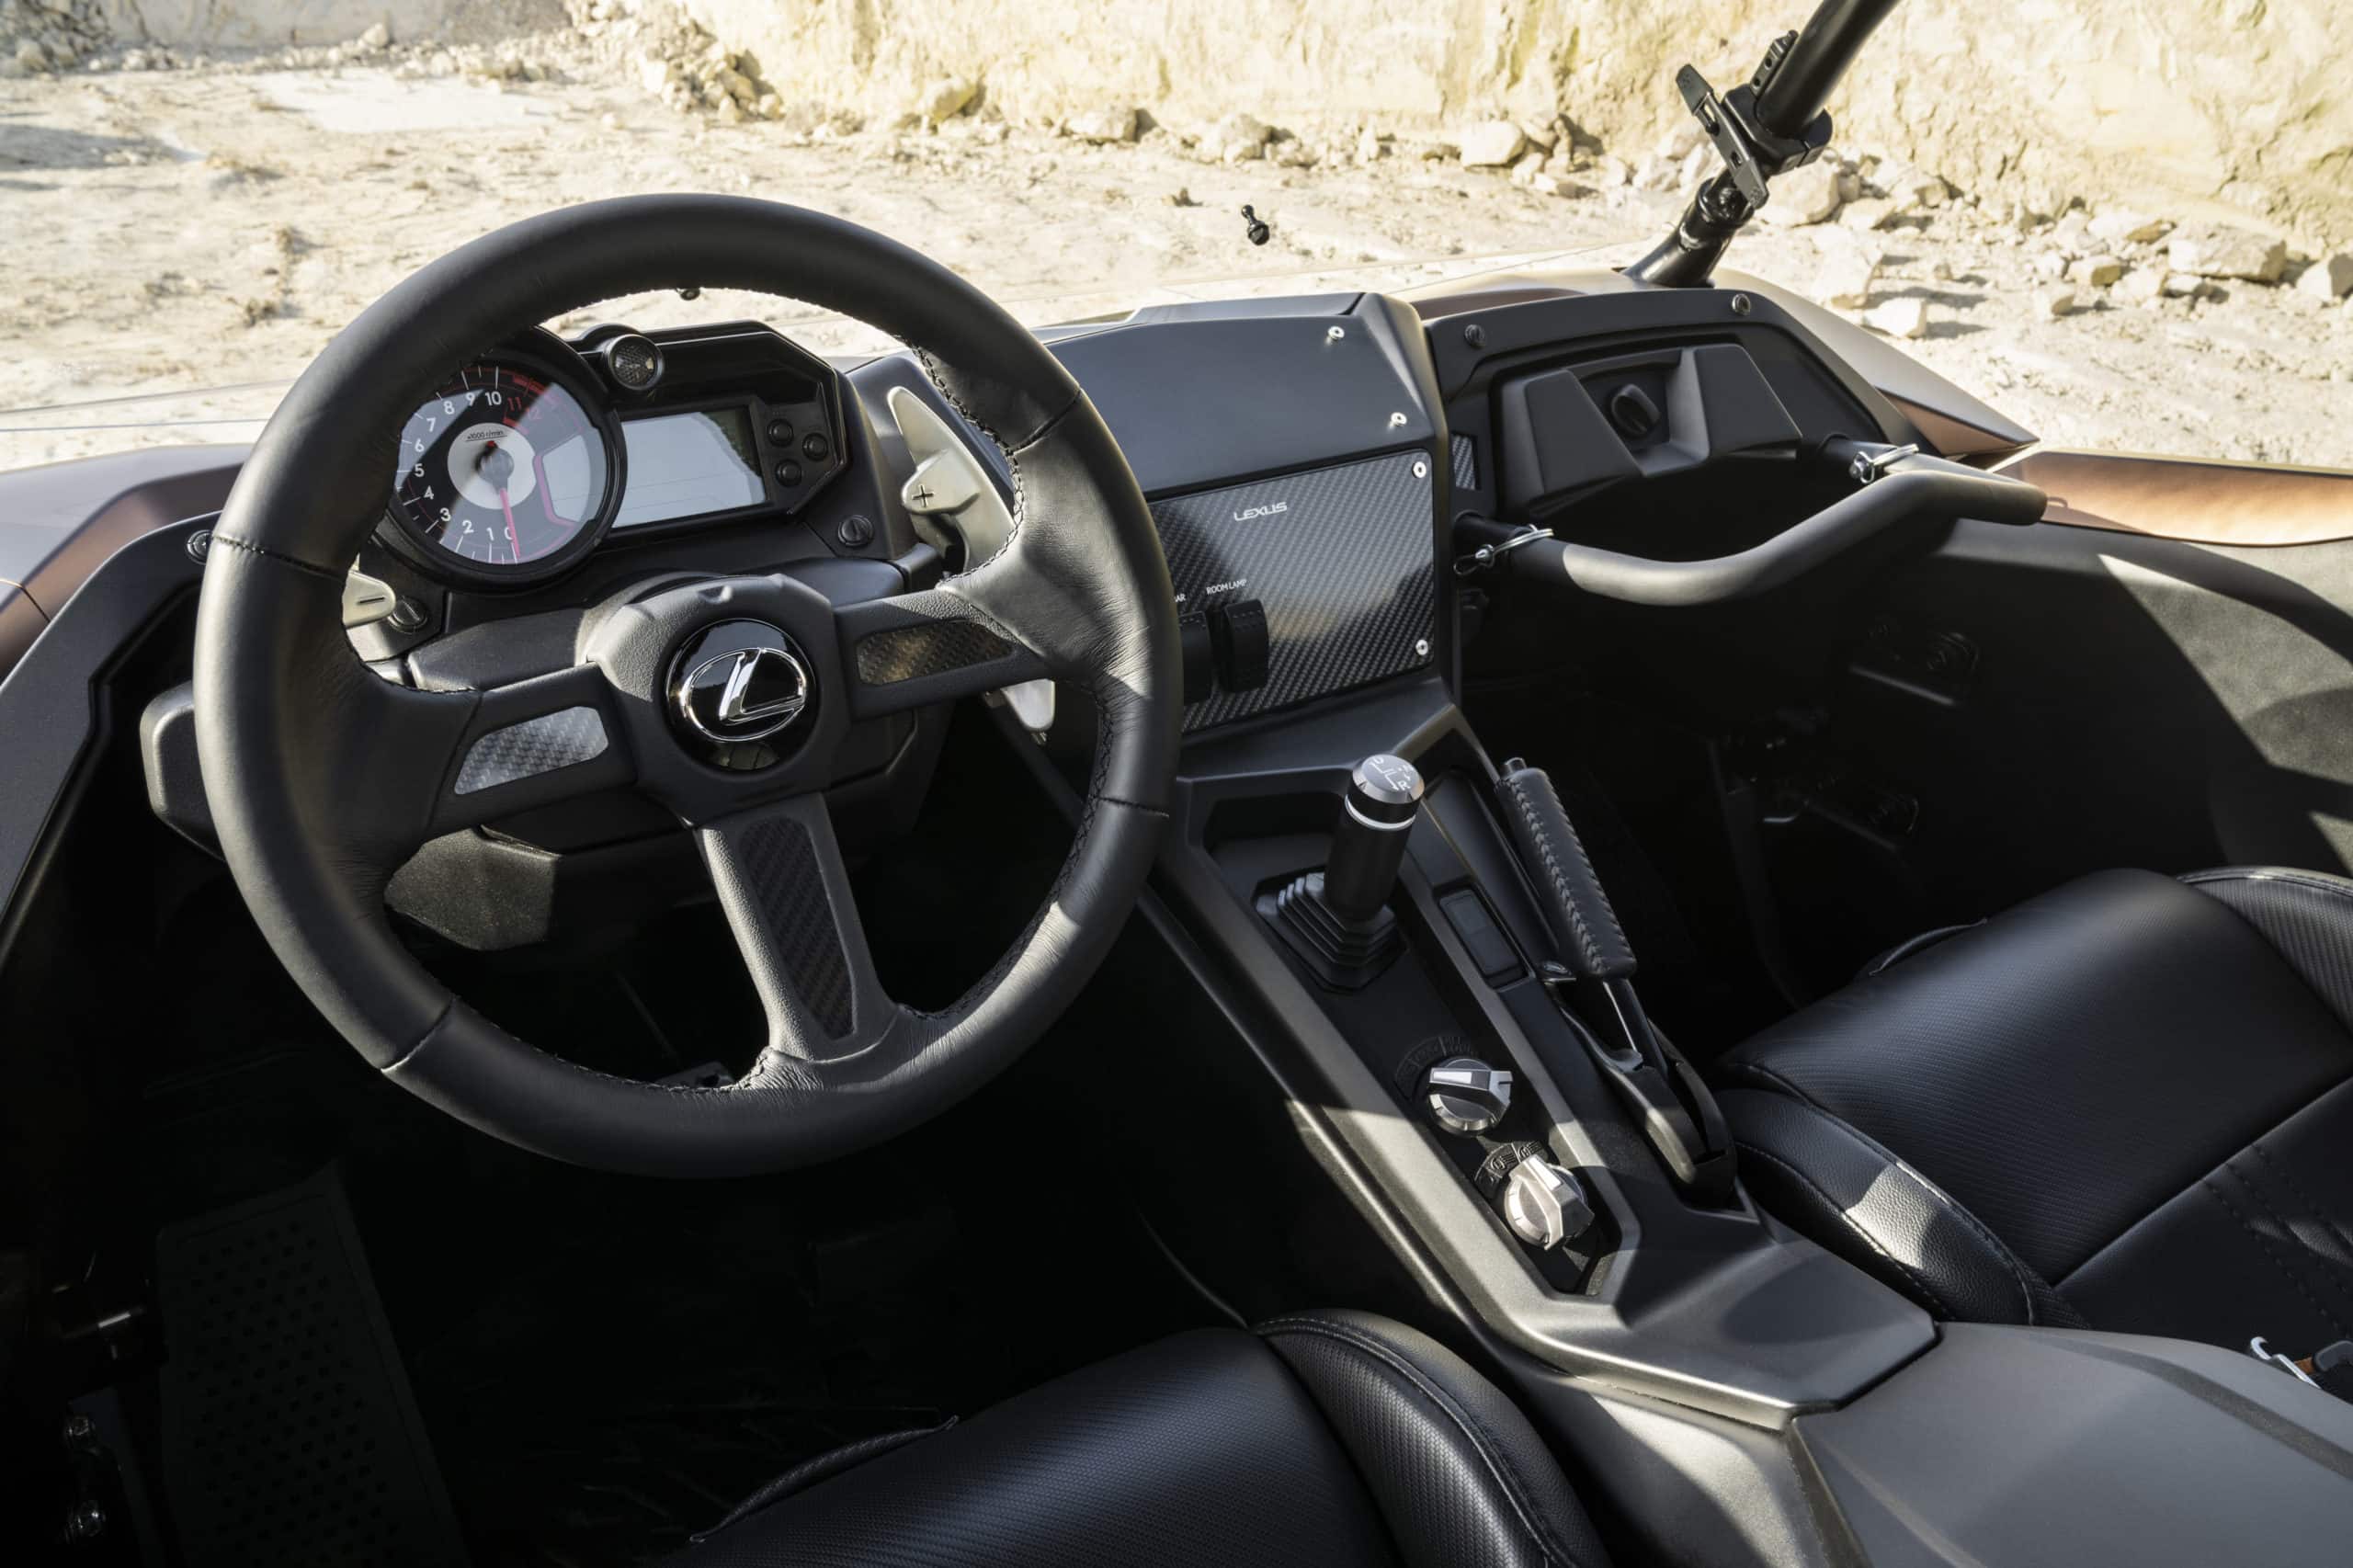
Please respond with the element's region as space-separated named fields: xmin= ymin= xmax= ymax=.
xmin=670 ymin=1310 xmax=1610 ymax=1568
xmin=1722 ymin=867 xmax=2353 ymax=1351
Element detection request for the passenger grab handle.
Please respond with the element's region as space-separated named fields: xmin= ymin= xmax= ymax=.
xmin=1502 ymin=457 xmax=2045 ymax=607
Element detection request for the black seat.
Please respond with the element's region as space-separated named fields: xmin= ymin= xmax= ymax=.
xmin=670 ymin=1309 xmax=1610 ymax=1568
xmin=1721 ymin=867 xmax=2353 ymax=1351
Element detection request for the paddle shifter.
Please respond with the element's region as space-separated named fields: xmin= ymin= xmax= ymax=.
xmin=1267 ymin=755 xmax=1425 ymax=986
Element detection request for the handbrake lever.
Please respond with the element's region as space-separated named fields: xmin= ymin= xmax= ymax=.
xmin=1495 ymin=760 xmax=1737 ymax=1204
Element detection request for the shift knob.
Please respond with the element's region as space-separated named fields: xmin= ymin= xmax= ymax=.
xmin=1321 ymin=755 xmax=1425 ymax=923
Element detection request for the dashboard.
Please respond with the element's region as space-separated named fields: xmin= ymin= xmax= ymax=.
xmin=0 ymin=273 xmax=2020 ymax=942
xmin=0 ymin=260 xmax=2049 ymax=1005
xmin=341 ymin=279 xmax=1965 ymax=760
xmin=339 ymin=293 xmax=1465 ymax=745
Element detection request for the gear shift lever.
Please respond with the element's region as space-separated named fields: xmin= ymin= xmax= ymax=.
xmin=1322 ymin=755 xmax=1425 ymax=920
xmin=1266 ymin=755 xmax=1425 ymax=985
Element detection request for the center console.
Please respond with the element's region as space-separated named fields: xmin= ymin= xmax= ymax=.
xmin=990 ymin=285 xmax=2353 ymax=1567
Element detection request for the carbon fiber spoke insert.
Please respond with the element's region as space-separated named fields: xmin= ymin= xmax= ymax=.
xmin=855 ymin=619 xmax=1017 ymax=685
xmin=1450 ymin=432 xmax=1478 ymax=491
xmin=1154 ymin=449 xmax=1437 ymax=732
xmin=733 ymin=813 xmax=857 ymax=1040
xmin=453 ymin=705 xmax=609 ymax=795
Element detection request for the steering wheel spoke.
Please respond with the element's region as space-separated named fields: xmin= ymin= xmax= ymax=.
xmin=837 ymin=587 xmax=1050 ymax=721
xmin=419 ymin=665 xmax=636 ymax=839
xmin=327 ymin=664 xmax=636 ymax=871
xmin=699 ymin=791 xmax=897 ymax=1061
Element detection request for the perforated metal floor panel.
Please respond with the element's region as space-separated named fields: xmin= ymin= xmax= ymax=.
xmin=155 ymin=1166 xmax=466 ymax=1568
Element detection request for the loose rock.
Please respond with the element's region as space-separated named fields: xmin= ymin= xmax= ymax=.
xmin=1863 ymin=296 xmax=1930 ymax=338
xmin=913 ymin=77 xmax=977 ymax=127
xmin=2087 ymin=209 xmax=2172 ymax=246
xmin=1812 ymin=229 xmax=1881 ymax=309
xmin=1064 ymin=107 xmax=1138 ymax=144
xmin=1206 ymin=113 xmax=1271 ymax=163
xmin=2295 ymin=253 xmax=2353 ymax=301
xmin=1877 ymin=162 xmax=1949 ymax=210
xmin=2115 ymin=267 xmax=2170 ymax=305
xmin=2067 ymin=255 xmax=2125 ymax=288
xmin=1459 ymin=120 xmax=1528 ymax=168
xmin=1835 ymin=196 xmax=1892 ymax=233
xmin=2165 ymin=222 xmax=2288 ymax=283
xmin=1761 ymin=160 xmax=1843 ymax=227
xmin=2046 ymin=211 xmax=2096 ymax=256
xmin=1840 ymin=198 xmax=1896 ymax=233
xmin=2032 ymin=286 xmax=2077 ymax=320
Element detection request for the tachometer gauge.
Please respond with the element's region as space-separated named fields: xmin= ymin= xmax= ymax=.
xmin=384 ymin=340 xmax=622 ymax=585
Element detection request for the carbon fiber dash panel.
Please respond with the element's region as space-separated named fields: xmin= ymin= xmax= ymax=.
xmin=1153 ymin=449 xmax=1436 ymax=733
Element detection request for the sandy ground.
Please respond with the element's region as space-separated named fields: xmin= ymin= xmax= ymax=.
xmin=6 ymin=46 xmax=2351 ymax=476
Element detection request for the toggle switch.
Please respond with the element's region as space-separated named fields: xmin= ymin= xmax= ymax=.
xmin=1180 ymin=615 xmax=1215 ymax=704
xmin=1208 ymin=597 xmax=1269 ymax=692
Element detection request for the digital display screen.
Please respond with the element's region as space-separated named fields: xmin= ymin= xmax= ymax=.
xmin=614 ymin=405 xmax=764 ymax=528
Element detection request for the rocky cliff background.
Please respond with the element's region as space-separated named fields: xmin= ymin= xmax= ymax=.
xmin=4 ymin=0 xmax=2347 ymax=471
xmin=677 ymin=0 xmax=2353 ymax=245
xmin=19 ymin=0 xmax=2349 ymax=249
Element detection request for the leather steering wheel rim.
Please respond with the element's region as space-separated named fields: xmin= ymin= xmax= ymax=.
xmin=192 ymin=196 xmax=1182 ymax=1176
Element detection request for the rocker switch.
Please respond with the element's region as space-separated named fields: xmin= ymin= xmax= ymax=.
xmin=1208 ymin=598 xmax=1270 ymax=692
xmin=1179 ymin=615 xmax=1215 ymax=703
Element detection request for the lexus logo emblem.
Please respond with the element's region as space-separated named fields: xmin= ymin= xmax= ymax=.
xmin=674 ymin=641 xmax=811 ymax=744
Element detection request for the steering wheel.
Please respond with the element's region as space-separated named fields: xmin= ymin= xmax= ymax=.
xmin=192 ymin=196 xmax=1181 ymax=1176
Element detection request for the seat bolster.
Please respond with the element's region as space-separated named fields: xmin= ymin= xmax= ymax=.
xmin=2185 ymin=867 xmax=2353 ymax=1033
xmin=1716 ymin=1086 xmax=2084 ymax=1329
xmin=1258 ymin=1310 xmax=1611 ymax=1568
xmin=669 ymin=1327 xmax=1404 ymax=1568
xmin=2061 ymin=1075 xmax=2353 ymax=1350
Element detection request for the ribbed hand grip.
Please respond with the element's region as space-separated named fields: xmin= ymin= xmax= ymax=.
xmin=1495 ymin=762 xmax=1636 ymax=981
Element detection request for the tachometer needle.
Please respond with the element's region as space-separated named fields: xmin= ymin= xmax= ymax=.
xmin=500 ymin=486 xmax=521 ymax=562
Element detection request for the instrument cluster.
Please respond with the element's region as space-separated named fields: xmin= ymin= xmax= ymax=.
xmin=377 ymin=322 xmax=849 ymax=589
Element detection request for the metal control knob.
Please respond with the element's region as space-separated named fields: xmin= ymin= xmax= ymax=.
xmin=1425 ymin=1056 xmax=1514 ymax=1135
xmin=1499 ymin=1155 xmax=1594 ymax=1251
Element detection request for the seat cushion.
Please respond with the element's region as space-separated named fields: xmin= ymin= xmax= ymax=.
xmin=672 ymin=1312 xmax=1610 ymax=1568
xmin=1722 ymin=868 xmax=2353 ymax=1348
